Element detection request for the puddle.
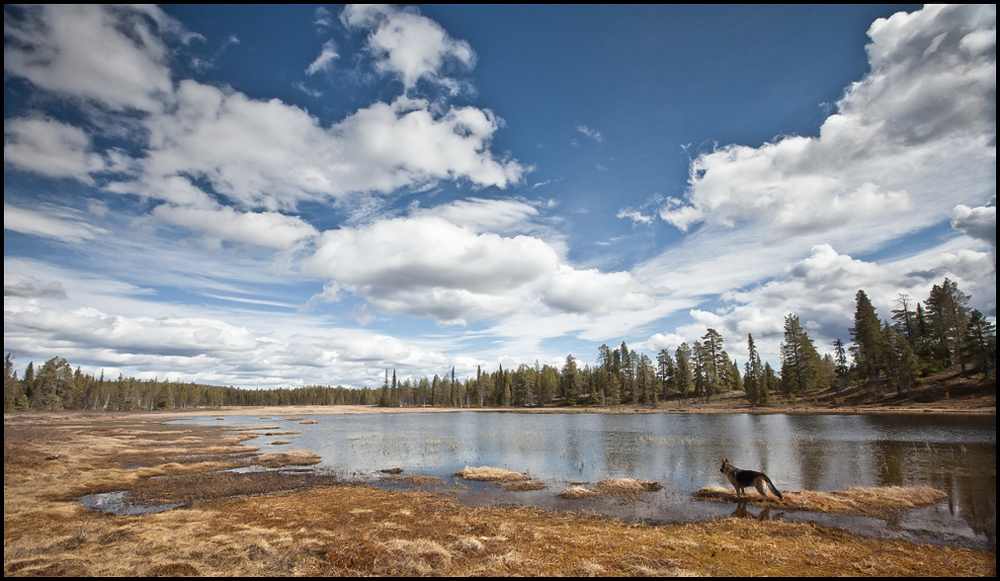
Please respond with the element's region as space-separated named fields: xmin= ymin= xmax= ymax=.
xmin=79 ymin=490 xmax=185 ymax=516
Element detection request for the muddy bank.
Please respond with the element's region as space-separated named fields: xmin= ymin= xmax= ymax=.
xmin=4 ymin=415 xmax=995 ymax=576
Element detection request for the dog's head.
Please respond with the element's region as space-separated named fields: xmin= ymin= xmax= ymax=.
xmin=720 ymin=459 xmax=732 ymax=474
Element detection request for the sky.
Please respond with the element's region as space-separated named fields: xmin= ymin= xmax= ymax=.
xmin=4 ymin=4 xmax=996 ymax=389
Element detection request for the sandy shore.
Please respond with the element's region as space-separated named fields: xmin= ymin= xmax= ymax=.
xmin=4 ymin=412 xmax=995 ymax=576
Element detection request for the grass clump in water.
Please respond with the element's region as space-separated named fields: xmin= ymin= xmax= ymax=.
xmin=452 ymin=466 xmax=531 ymax=483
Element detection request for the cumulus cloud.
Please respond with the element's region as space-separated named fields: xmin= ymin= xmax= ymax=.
xmin=117 ymin=83 xmax=523 ymax=214
xmin=3 ymin=301 xmax=261 ymax=358
xmin=7 ymin=5 xmax=524 ymax=254
xmin=4 ymin=117 xmax=106 ymax=181
xmin=951 ymin=197 xmax=997 ymax=256
xmin=4 ymin=5 xmax=180 ymax=112
xmin=653 ymin=5 xmax=994 ymax=245
xmin=342 ymin=4 xmax=475 ymax=92
xmin=4 ymin=273 xmax=67 ymax=299
xmin=303 ymin=201 xmax=653 ymax=323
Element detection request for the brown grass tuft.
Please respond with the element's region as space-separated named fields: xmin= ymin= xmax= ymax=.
xmin=452 ymin=466 xmax=530 ymax=482
xmin=694 ymin=485 xmax=948 ymax=516
xmin=504 ymin=480 xmax=547 ymax=492
xmin=255 ymin=449 xmax=321 ymax=467
xmin=558 ymin=478 xmax=663 ymax=502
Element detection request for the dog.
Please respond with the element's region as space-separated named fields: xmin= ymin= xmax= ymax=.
xmin=720 ymin=459 xmax=783 ymax=501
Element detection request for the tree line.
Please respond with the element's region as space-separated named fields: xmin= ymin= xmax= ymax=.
xmin=4 ymin=278 xmax=994 ymax=413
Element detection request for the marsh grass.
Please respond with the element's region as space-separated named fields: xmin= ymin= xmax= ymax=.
xmin=694 ymin=485 xmax=949 ymax=517
xmin=452 ymin=466 xmax=530 ymax=483
xmin=557 ymin=478 xmax=664 ymax=502
xmin=3 ymin=414 xmax=994 ymax=577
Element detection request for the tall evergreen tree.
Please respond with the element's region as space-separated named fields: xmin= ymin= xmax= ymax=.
xmin=781 ymin=314 xmax=822 ymax=394
xmin=744 ymin=333 xmax=763 ymax=406
xmin=674 ymin=343 xmax=693 ymax=397
xmin=925 ymin=278 xmax=971 ymax=372
xmin=562 ymin=355 xmax=579 ymax=405
xmin=964 ymin=309 xmax=997 ymax=377
xmin=850 ymin=290 xmax=889 ymax=381
xmin=656 ymin=348 xmax=675 ymax=400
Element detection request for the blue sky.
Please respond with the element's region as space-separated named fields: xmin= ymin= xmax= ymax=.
xmin=4 ymin=5 xmax=995 ymax=389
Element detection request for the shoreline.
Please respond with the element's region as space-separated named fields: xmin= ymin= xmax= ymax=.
xmin=6 ymin=400 xmax=994 ymax=423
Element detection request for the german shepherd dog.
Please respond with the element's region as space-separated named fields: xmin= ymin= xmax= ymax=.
xmin=720 ymin=459 xmax=783 ymax=501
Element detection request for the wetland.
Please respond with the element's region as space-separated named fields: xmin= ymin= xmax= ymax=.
xmin=4 ymin=407 xmax=996 ymax=576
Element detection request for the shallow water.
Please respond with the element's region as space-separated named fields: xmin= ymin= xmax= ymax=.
xmin=179 ymin=411 xmax=996 ymax=549
xmin=79 ymin=490 xmax=185 ymax=515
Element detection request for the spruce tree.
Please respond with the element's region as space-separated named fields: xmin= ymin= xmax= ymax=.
xmin=850 ymin=290 xmax=889 ymax=381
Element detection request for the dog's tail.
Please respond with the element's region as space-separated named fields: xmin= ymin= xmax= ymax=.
xmin=764 ymin=476 xmax=783 ymax=500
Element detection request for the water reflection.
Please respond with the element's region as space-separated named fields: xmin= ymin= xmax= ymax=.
xmin=182 ymin=411 xmax=995 ymax=549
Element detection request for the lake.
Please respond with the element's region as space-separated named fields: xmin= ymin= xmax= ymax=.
xmin=182 ymin=411 xmax=996 ymax=549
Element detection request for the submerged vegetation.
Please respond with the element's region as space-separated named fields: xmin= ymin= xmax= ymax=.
xmin=4 ymin=278 xmax=995 ymax=413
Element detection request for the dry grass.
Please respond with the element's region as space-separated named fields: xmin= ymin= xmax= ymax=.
xmin=695 ymin=485 xmax=948 ymax=517
xmin=4 ymin=414 xmax=995 ymax=577
xmin=558 ymin=478 xmax=664 ymax=502
xmin=504 ymin=481 xmax=547 ymax=492
xmin=452 ymin=466 xmax=531 ymax=483
xmin=380 ymin=475 xmax=445 ymax=486
xmin=256 ymin=449 xmax=321 ymax=467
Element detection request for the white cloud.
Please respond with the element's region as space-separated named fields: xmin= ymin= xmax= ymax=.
xmin=951 ymin=198 xmax=997 ymax=255
xmin=118 ymin=83 xmax=524 ymax=214
xmin=303 ymin=202 xmax=654 ymax=323
xmin=4 ymin=5 xmax=179 ymax=112
xmin=414 ymin=197 xmax=541 ymax=234
xmin=4 ymin=203 xmax=108 ymax=243
xmin=341 ymin=4 xmax=475 ymax=92
xmin=4 ymin=117 xmax=105 ymax=181
xmin=654 ymin=5 xmax=994 ymax=247
xmin=306 ymin=39 xmax=339 ymax=75
xmin=304 ymin=214 xmax=558 ymax=321
xmin=151 ymin=204 xmax=319 ymax=250
xmin=683 ymin=241 xmax=996 ymax=365
xmin=3 ymin=273 xmax=67 ymax=299
xmin=576 ymin=125 xmax=602 ymax=142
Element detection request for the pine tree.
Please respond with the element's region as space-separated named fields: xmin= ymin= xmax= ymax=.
xmin=700 ymin=329 xmax=726 ymax=401
xmin=850 ymin=290 xmax=889 ymax=381
xmin=674 ymin=343 xmax=693 ymax=397
xmin=760 ymin=362 xmax=774 ymax=406
xmin=925 ymin=278 xmax=972 ymax=372
xmin=657 ymin=348 xmax=675 ymax=400
xmin=781 ymin=314 xmax=822 ymax=394
xmin=745 ymin=333 xmax=763 ymax=406
xmin=562 ymin=355 xmax=578 ymax=406
xmin=964 ymin=309 xmax=997 ymax=377
xmin=885 ymin=323 xmax=919 ymax=399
